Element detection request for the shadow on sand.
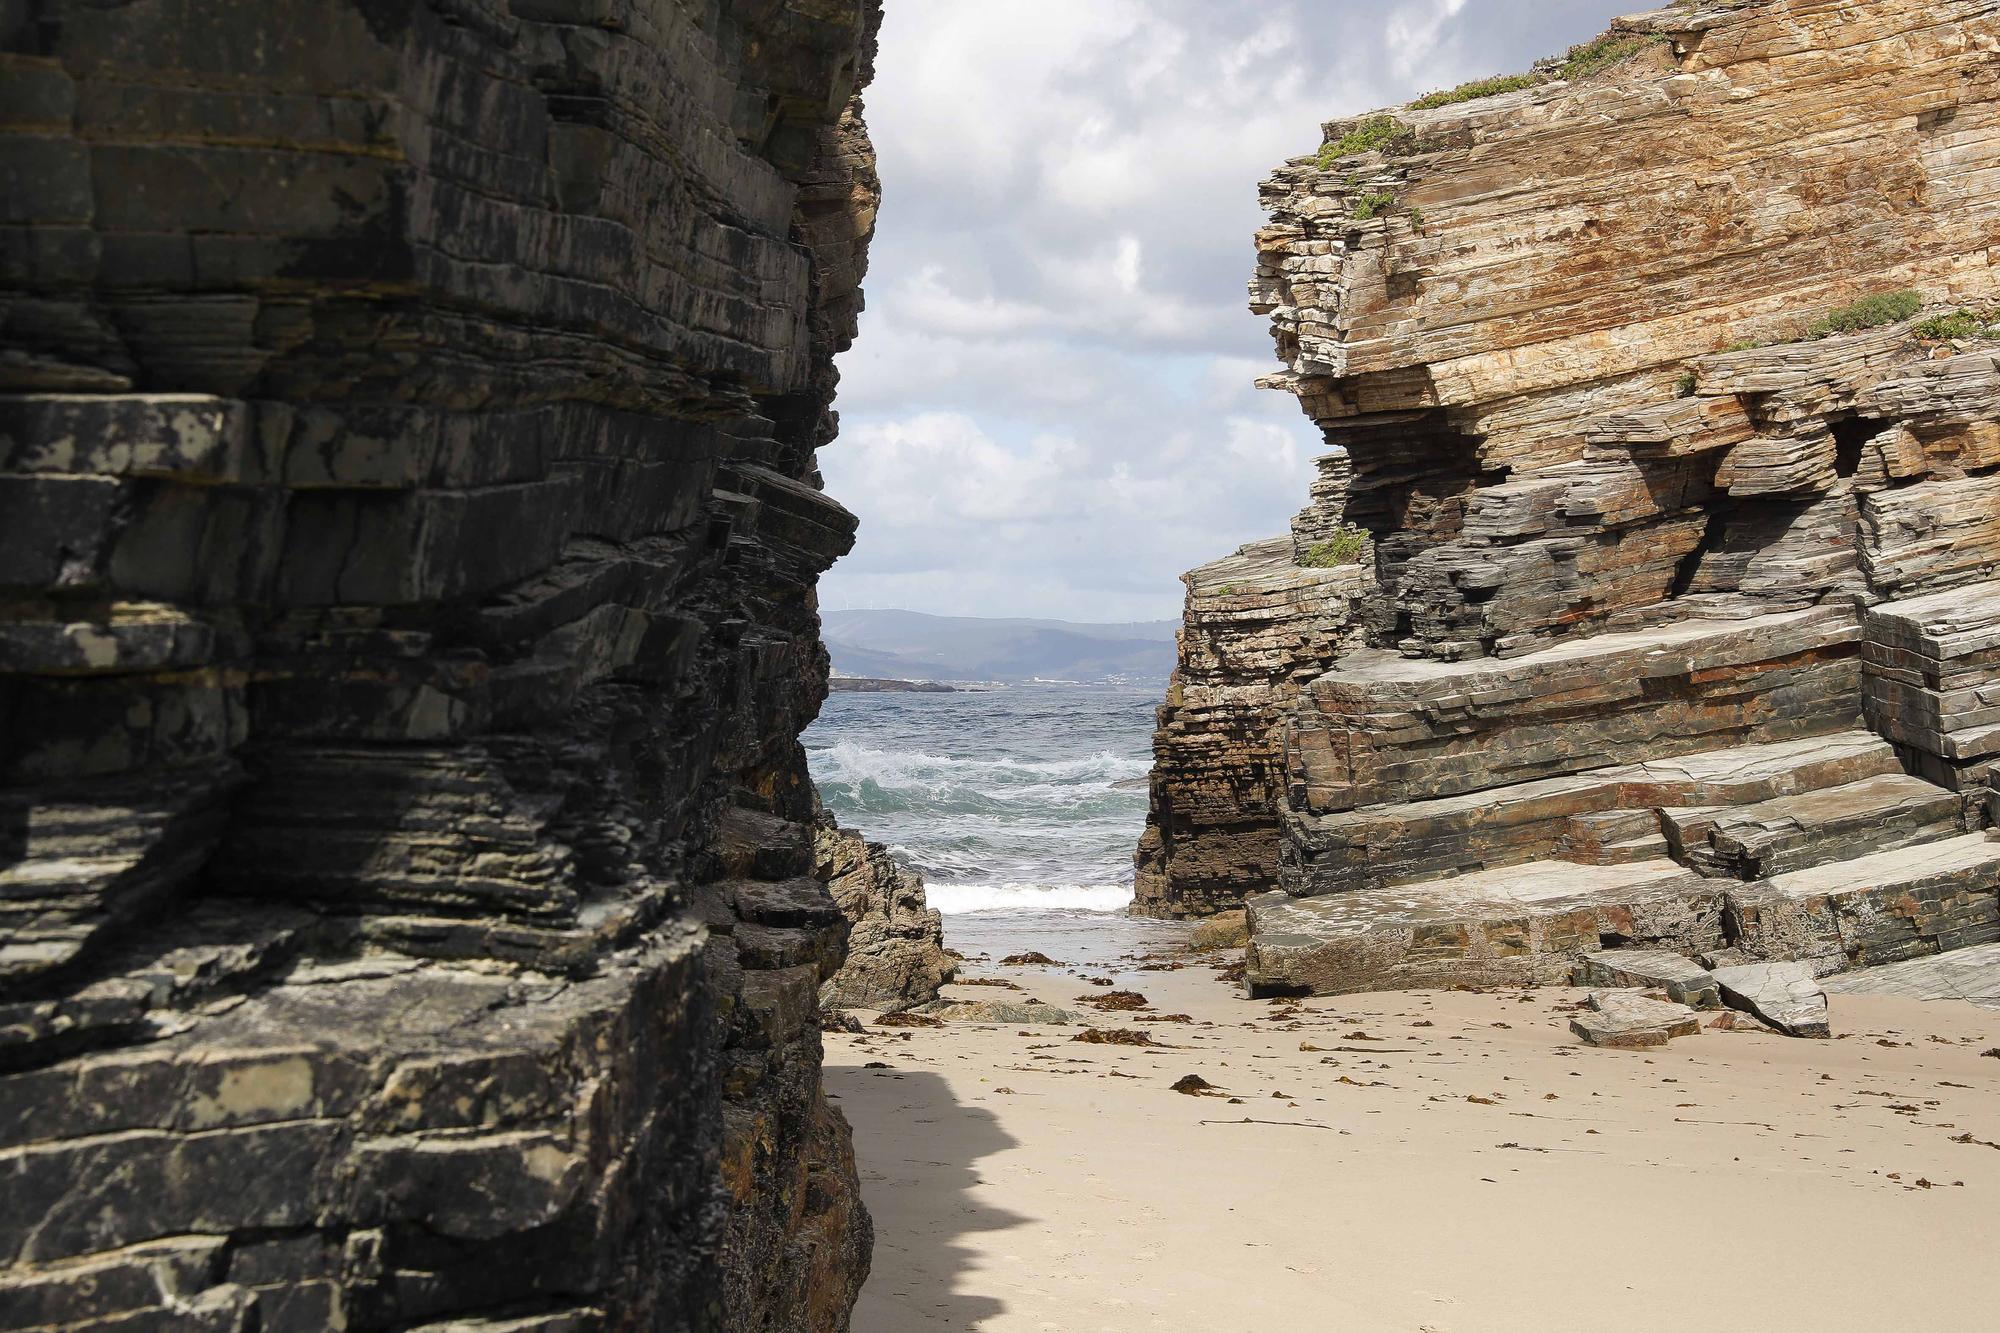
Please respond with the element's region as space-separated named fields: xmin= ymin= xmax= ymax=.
xmin=827 ymin=1061 xmax=1025 ymax=1329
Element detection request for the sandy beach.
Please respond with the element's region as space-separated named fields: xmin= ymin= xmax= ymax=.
xmin=828 ymin=945 xmax=2000 ymax=1333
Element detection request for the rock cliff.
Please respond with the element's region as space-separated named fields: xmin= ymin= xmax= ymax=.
xmin=0 ymin=1 xmax=881 ymax=1327
xmin=1141 ymin=0 xmax=2000 ymax=999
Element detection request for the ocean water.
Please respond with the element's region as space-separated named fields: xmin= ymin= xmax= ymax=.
xmin=805 ymin=684 xmax=1191 ymax=957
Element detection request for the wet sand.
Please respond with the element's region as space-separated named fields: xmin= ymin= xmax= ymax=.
xmin=827 ymin=942 xmax=2000 ymax=1332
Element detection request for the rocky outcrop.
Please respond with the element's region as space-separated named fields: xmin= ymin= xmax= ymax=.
xmin=1144 ymin=1 xmax=2000 ymax=1001
xmin=1 ymin=1 xmax=881 ymax=1328
xmin=1134 ymin=533 xmax=1370 ymax=917
xmin=814 ymin=812 xmax=955 ymax=1013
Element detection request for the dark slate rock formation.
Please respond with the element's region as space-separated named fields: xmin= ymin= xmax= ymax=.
xmin=0 ymin=0 xmax=882 ymax=1327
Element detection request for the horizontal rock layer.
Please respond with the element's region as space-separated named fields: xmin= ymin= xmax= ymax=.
xmin=1 ymin=1 xmax=881 ymax=1327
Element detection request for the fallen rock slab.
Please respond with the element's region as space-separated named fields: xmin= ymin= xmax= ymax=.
xmin=1572 ymin=950 xmax=1722 ymax=1008
xmin=1711 ymin=961 xmax=1832 ymax=1038
xmin=1189 ymin=910 xmax=1250 ymax=951
xmin=1569 ymin=990 xmax=1702 ymax=1048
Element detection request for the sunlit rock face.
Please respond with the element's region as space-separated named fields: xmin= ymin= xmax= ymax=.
xmin=0 ymin=1 xmax=881 ymax=1326
xmin=1142 ymin=0 xmax=2000 ymax=996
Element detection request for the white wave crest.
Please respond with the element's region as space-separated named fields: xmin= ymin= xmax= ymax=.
xmin=924 ymin=882 xmax=1134 ymax=915
xmin=809 ymin=741 xmax=1149 ymax=789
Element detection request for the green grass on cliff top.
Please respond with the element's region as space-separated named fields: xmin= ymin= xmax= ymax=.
xmin=1914 ymin=309 xmax=2000 ymax=341
xmin=1717 ymin=290 xmax=1942 ymax=353
xmin=1560 ymin=33 xmax=1664 ymax=80
xmin=1316 ymin=116 xmax=1402 ymax=168
xmin=1300 ymin=527 xmax=1369 ymax=569
xmin=1361 ymin=32 xmax=1667 ymax=142
xmin=1408 ymin=73 xmax=1543 ymax=111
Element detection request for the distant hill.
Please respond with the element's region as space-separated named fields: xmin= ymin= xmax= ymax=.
xmin=821 ymin=609 xmax=1178 ymax=684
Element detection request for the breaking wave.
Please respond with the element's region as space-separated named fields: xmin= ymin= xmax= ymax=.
xmin=812 ymin=740 xmax=1147 ymax=791
xmin=803 ymin=685 xmax=1158 ymax=916
xmin=922 ymin=883 xmax=1135 ymax=915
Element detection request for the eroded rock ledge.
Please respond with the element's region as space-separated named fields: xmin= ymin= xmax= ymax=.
xmin=1 ymin=1 xmax=882 ymax=1327
xmin=1141 ymin=0 xmax=2000 ymax=1003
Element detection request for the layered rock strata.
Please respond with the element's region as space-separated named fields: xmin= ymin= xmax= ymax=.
xmin=814 ymin=811 xmax=955 ymax=1013
xmin=0 ymin=1 xmax=881 ymax=1327
xmin=1142 ymin=0 xmax=2000 ymax=1001
xmin=1134 ymin=534 xmax=1370 ymax=917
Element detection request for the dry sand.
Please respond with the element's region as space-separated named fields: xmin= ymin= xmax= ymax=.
xmin=827 ymin=947 xmax=2000 ymax=1332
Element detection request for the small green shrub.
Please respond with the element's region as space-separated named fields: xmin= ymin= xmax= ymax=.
xmin=1674 ymin=370 xmax=1697 ymax=397
xmin=1410 ymin=73 xmax=1544 ymax=110
xmin=1721 ymin=338 xmax=1762 ymax=353
xmin=1914 ymin=309 xmax=1996 ymax=342
xmin=1560 ymin=33 xmax=1665 ymax=80
xmin=1302 ymin=526 xmax=1370 ymax=568
xmin=1406 ymin=204 xmax=1425 ymax=231
xmin=1806 ymin=289 xmax=1922 ymax=338
xmin=1317 ymin=116 xmax=1402 ymax=168
xmin=1351 ymin=191 xmax=1397 ymax=221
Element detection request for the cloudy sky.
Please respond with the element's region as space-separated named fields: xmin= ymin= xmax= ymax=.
xmin=820 ymin=0 xmax=1635 ymax=622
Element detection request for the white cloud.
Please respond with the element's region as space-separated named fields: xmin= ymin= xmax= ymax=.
xmin=823 ymin=0 xmax=1637 ymax=620
xmin=1386 ymin=0 xmax=1472 ymax=83
xmin=832 ymin=413 xmax=1084 ymax=525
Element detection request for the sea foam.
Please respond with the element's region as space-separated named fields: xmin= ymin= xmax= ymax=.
xmin=804 ymin=686 xmax=1158 ymax=919
xmin=922 ymin=882 xmax=1135 ymax=915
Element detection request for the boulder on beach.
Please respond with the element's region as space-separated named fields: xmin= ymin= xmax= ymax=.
xmin=1569 ymin=990 xmax=1703 ymax=1049
xmin=1712 ymin=961 xmax=1832 ymax=1039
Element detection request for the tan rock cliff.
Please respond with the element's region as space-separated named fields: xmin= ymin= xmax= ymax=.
xmin=1141 ymin=0 xmax=2000 ymax=1003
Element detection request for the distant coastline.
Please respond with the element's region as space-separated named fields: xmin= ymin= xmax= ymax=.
xmin=822 ymin=607 xmax=1175 ymax=686
xmin=827 ymin=677 xmax=960 ymax=694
